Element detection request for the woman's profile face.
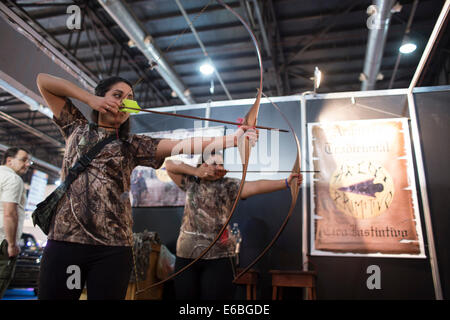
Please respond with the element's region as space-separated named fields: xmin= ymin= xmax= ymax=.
xmin=99 ymin=82 xmax=133 ymax=127
xmin=203 ymin=154 xmax=226 ymax=180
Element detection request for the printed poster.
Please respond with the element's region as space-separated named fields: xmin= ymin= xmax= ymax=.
xmin=130 ymin=126 xmax=225 ymax=207
xmin=308 ymin=118 xmax=425 ymax=257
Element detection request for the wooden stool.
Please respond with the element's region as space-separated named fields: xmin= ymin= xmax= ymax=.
xmin=233 ymin=269 xmax=259 ymax=300
xmin=270 ymin=270 xmax=317 ymax=300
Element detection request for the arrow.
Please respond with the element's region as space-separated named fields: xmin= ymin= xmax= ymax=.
xmin=120 ymin=105 xmax=289 ymax=132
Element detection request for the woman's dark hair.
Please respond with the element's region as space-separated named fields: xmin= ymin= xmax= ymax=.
xmin=94 ymin=76 xmax=133 ymax=97
xmin=2 ymin=147 xmax=31 ymax=165
xmin=93 ymin=76 xmax=133 ymax=140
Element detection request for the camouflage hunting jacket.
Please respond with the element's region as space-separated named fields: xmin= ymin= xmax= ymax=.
xmin=48 ymin=98 xmax=163 ymax=246
xmin=176 ymin=175 xmax=240 ymax=259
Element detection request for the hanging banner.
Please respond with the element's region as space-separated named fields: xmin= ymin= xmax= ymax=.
xmin=309 ymin=118 xmax=425 ymax=258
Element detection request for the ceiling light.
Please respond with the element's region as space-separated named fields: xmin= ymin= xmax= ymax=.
xmin=399 ymin=42 xmax=417 ymax=54
xmin=210 ymin=79 xmax=214 ymax=94
xmin=199 ymin=62 xmax=214 ymax=76
xmin=314 ymin=66 xmax=322 ymax=90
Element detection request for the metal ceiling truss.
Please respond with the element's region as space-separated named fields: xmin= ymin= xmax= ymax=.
xmin=240 ymin=0 xmax=286 ymax=96
xmin=97 ymin=0 xmax=195 ymax=105
xmin=80 ymin=1 xmax=169 ymax=106
xmin=175 ymin=0 xmax=232 ymax=100
xmin=0 ymin=0 xmax=97 ymax=90
xmin=1 ymin=0 xmax=168 ymax=107
xmin=389 ymin=0 xmax=419 ymax=89
xmin=3 ymin=0 xmax=442 ymax=102
xmin=266 ymin=0 xmax=290 ymax=95
xmin=0 ymin=110 xmax=63 ymax=148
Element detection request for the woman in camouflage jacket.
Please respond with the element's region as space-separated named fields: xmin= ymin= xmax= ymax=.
xmin=166 ymin=152 xmax=302 ymax=299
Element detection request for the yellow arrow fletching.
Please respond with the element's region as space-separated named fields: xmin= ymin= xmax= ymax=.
xmin=120 ymin=99 xmax=141 ymax=113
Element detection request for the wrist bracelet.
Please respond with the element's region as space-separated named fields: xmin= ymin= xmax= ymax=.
xmin=285 ymin=178 xmax=290 ymax=189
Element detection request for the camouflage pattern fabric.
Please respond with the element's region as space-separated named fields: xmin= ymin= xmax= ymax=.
xmin=32 ymin=181 xmax=68 ymax=235
xmin=129 ymin=230 xmax=160 ymax=283
xmin=176 ymin=175 xmax=240 ymax=260
xmin=48 ymin=98 xmax=163 ymax=246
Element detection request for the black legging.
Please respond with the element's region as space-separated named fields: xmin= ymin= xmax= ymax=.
xmin=38 ymin=240 xmax=132 ymax=300
xmin=174 ymin=256 xmax=236 ymax=300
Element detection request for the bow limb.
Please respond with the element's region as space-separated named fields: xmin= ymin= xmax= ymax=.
xmin=234 ymin=95 xmax=302 ymax=282
xmin=289 ymin=142 xmax=302 ymax=199
xmin=237 ymin=89 xmax=262 ymax=185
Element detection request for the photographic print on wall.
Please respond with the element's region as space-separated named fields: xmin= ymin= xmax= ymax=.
xmin=130 ymin=126 xmax=225 ymax=207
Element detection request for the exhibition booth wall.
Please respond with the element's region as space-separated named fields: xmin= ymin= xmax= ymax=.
xmin=131 ymin=86 xmax=449 ymax=299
